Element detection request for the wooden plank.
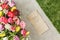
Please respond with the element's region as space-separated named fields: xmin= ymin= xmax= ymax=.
xmin=27 ymin=10 xmax=49 ymax=35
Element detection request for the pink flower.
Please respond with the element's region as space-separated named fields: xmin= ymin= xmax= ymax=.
xmin=13 ymin=9 xmax=20 ymax=16
xmin=13 ymin=16 xmax=18 ymax=21
xmin=0 ymin=24 xmax=4 ymax=31
xmin=13 ymin=35 xmax=20 ymax=40
xmin=8 ymin=18 xmax=14 ymax=24
xmin=10 ymin=26 xmax=16 ymax=32
xmin=15 ymin=19 xmax=20 ymax=25
xmin=21 ymin=29 xmax=27 ymax=37
xmin=13 ymin=16 xmax=20 ymax=25
xmin=20 ymin=21 xmax=26 ymax=29
xmin=2 ymin=3 xmax=9 ymax=9
xmin=0 ymin=18 xmax=2 ymax=22
xmin=8 ymin=1 xmax=15 ymax=7
xmin=1 ymin=17 xmax=8 ymax=24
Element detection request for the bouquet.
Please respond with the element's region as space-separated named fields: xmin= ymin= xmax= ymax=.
xmin=0 ymin=0 xmax=30 ymax=40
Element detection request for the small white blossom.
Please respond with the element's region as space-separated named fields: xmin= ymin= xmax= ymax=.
xmin=5 ymin=24 xmax=12 ymax=30
xmin=3 ymin=37 xmax=8 ymax=40
xmin=3 ymin=9 xmax=8 ymax=14
xmin=0 ymin=7 xmax=2 ymax=10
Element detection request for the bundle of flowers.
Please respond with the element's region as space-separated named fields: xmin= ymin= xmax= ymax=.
xmin=0 ymin=0 xmax=30 ymax=40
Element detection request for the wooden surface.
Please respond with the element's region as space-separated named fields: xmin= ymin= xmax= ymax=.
xmin=27 ymin=10 xmax=49 ymax=35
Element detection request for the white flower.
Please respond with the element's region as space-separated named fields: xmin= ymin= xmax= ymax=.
xmin=3 ymin=37 xmax=8 ymax=40
xmin=3 ymin=9 xmax=8 ymax=14
xmin=5 ymin=24 xmax=12 ymax=30
xmin=0 ymin=7 xmax=2 ymax=10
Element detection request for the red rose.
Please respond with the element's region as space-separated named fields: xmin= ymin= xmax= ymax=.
xmin=13 ymin=9 xmax=20 ymax=16
xmin=7 ymin=11 xmax=15 ymax=18
xmin=1 ymin=3 xmax=9 ymax=9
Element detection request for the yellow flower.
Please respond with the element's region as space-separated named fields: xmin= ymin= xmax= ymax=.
xmin=26 ymin=31 xmax=30 ymax=36
xmin=16 ymin=26 xmax=20 ymax=32
xmin=0 ymin=11 xmax=3 ymax=17
xmin=0 ymin=31 xmax=6 ymax=37
xmin=11 ymin=6 xmax=16 ymax=11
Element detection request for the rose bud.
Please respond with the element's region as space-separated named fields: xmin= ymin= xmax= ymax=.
xmin=0 ymin=24 xmax=4 ymax=31
xmin=20 ymin=21 xmax=26 ymax=29
xmin=1 ymin=3 xmax=9 ymax=9
xmin=21 ymin=29 xmax=27 ymax=37
xmin=1 ymin=17 xmax=8 ymax=24
xmin=13 ymin=9 xmax=20 ymax=16
xmin=8 ymin=1 xmax=15 ymax=7
xmin=7 ymin=11 xmax=15 ymax=18
xmin=8 ymin=18 xmax=14 ymax=24
xmin=15 ymin=19 xmax=20 ymax=25
xmin=13 ymin=16 xmax=18 ymax=21
xmin=10 ymin=26 xmax=16 ymax=32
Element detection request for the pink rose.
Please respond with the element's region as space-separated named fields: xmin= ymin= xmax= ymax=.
xmin=13 ymin=16 xmax=18 ymax=21
xmin=8 ymin=0 xmax=15 ymax=7
xmin=8 ymin=18 xmax=14 ymax=24
xmin=0 ymin=24 xmax=4 ymax=31
xmin=13 ymin=16 xmax=20 ymax=25
xmin=10 ymin=26 xmax=16 ymax=32
xmin=13 ymin=35 xmax=20 ymax=40
xmin=13 ymin=9 xmax=20 ymax=16
xmin=21 ymin=29 xmax=27 ymax=37
xmin=20 ymin=21 xmax=26 ymax=29
xmin=1 ymin=17 xmax=8 ymax=24
xmin=15 ymin=19 xmax=20 ymax=25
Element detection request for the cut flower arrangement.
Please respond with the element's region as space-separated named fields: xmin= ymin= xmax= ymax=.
xmin=0 ymin=0 xmax=30 ymax=40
